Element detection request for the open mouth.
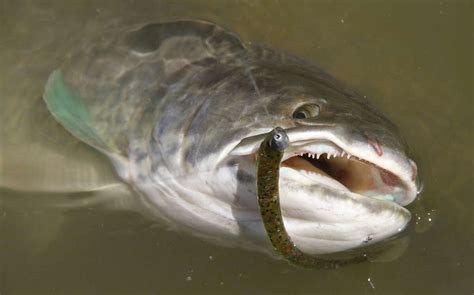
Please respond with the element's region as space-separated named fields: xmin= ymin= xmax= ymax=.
xmin=229 ymin=127 xmax=419 ymax=254
xmin=230 ymin=127 xmax=418 ymax=207
xmin=282 ymin=150 xmax=406 ymax=204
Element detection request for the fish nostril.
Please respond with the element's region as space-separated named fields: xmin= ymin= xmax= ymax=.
xmin=364 ymin=133 xmax=383 ymax=156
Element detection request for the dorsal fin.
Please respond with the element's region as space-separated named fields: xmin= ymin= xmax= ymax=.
xmin=125 ymin=20 xmax=245 ymax=56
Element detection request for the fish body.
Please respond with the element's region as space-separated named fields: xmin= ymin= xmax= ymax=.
xmin=44 ymin=20 xmax=420 ymax=256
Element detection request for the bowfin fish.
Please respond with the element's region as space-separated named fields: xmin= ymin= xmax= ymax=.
xmin=43 ymin=20 xmax=420 ymax=256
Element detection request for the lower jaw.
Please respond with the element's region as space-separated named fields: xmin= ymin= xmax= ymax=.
xmin=275 ymin=167 xmax=411 ymax=254
xmin=281 ymin=154 xmax=407 ymax=205
xmin=278 ymin=165 xmax=409 ymax=213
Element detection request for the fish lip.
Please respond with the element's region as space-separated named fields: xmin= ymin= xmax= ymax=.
xmin=279 ymin=171 xmax=413 ymax=226
xmin=229 ymin=126 xmax=419 ymax=208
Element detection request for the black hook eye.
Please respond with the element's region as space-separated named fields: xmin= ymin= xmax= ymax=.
xmin=268 ymin=127 xmax=289 ymax=151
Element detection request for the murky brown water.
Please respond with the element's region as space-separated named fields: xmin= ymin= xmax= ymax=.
xmin=1 ymin=0 xmax=472 ymax=294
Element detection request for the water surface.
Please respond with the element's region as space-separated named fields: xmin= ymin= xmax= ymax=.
xmin=0 ymin=0 xmax=472 ymax=294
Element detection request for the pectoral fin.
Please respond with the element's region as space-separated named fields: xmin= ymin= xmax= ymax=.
xmin=43 ymin=70 xmax=109 ymax=153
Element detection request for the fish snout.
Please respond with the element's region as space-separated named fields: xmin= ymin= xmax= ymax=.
xmin=344 ymin=124 xmax=406 ymax=160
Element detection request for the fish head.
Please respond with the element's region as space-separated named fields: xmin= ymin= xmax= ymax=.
xmin=223 ymin=65 xmax=421 ymax=255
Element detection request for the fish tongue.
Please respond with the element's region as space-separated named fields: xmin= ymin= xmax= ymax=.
xmin=326 ymin=157 xmax=377 ymax=194
xmin=281 ymin=156 xmax=349 ymax=192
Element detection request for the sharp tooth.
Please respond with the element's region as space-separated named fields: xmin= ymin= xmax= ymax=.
xmin=328 ymin=154 xmax=332 ymax=159
xmin=316 ymin=153 xmax=321 ymax=159
xmin=347 ymin=154 xmax=351 ymax=159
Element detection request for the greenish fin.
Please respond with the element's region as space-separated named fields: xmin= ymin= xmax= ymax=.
xmin=43 ymin=70 xmax=110 ymax=153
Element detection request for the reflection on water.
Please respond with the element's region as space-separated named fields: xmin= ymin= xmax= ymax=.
xmin=0 ymin=0 xmax=472 ymax=294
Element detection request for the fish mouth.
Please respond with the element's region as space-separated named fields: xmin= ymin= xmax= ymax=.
xmin=280 ymin=145 xmax=414 ymax=207
xmin=230 ymin=126 xmax=419 ymax=209
xmin=229 ymin=126 xmax=419 ymax=254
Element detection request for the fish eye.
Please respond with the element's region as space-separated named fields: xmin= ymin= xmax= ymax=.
xmin=292 ymin=103 xmax=320 ymax=119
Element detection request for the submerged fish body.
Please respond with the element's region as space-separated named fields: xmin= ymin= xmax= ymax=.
xmin=44 ymin=20 xmax=420 ymax=256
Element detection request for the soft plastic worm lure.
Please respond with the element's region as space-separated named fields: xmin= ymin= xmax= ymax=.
xmin=256 ymin=127 xmax=368 ymax=268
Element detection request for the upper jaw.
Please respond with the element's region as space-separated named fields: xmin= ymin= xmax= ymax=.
xmin=230 ymin=126 xmax=419 ymax=207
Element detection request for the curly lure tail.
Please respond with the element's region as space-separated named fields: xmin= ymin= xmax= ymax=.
xmin=256 ymin=127 xmax=368 ymax=268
